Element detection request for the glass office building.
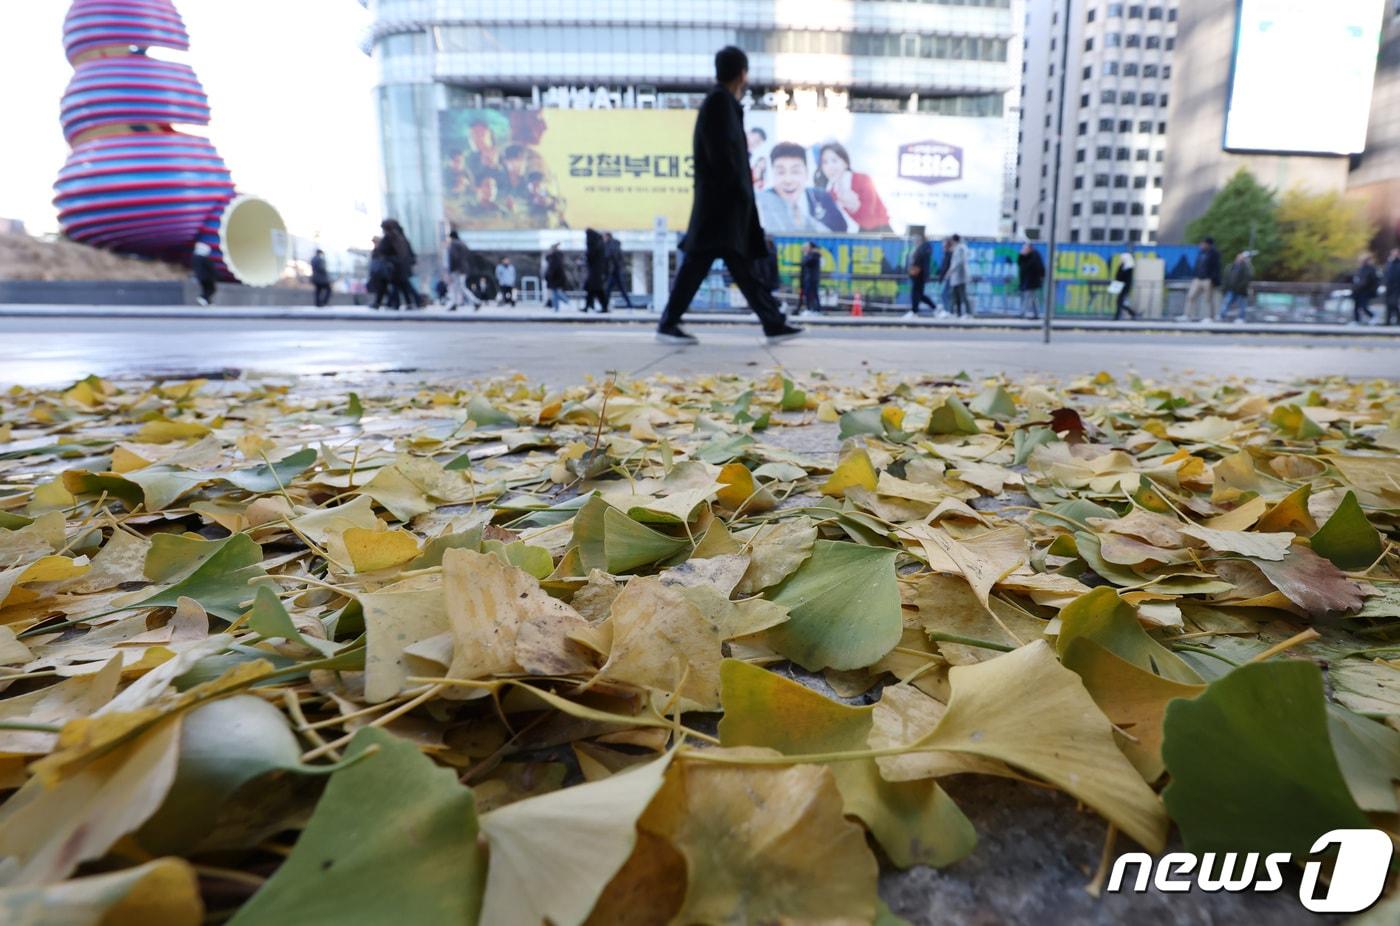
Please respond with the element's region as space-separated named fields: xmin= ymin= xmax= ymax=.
xmin=365 ymin=0 xmax=1019 ymax=268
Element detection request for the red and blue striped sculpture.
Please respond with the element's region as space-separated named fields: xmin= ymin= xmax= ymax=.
xmin=53 ymin=0 xmax=285 ymax=285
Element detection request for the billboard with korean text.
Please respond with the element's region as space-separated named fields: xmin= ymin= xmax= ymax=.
xmin=439 ymin=108 xmax=1004 ymax=234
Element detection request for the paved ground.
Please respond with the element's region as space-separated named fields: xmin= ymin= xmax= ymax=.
xmin=0 ymin=313 xmax=1396 ymax=387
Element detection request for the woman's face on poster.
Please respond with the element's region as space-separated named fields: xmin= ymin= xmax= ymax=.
xmin=771 ymin=156 xmax=808 ymax=197
xmin=819 ymin=149 xmax=848 ymax=183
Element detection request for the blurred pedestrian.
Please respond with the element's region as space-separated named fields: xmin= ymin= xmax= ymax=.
xmin=755 ymin=235 xmax=781 ymax=299
xmin=945 ymin=234 xmax=970 ymax=317
xmin=544 ymin=243 xmax=570 ymax=311
xmin=1184 ymin=237 xmax=1222 ymax=322
xmin=1384 ymin=248 xmax=1400 ymax=326
xmin=604 ymin=233 xmax=633 ymax=308
xmin=381 ymin=219 xmax=423 ymax=309
xmin=905 ymin=233 xmax=937 ymax=318
xmin=935 ymin=237 xmax=954 ymax=317
xmin=310 ymin=248 xmax=332 ymax=307
xmin=1219 ymin=251 xmax=1253 ymax=322
xmin=495 ymin=257 xmax=517 ymax=306
xmin=1017 ymin=242 xmax=1045 ymax=319
xmin=798 ymin=240 xmax=821 ymax=315
xmin=1352 ymin=253 xmax=1380 ymax=324
xmin=1112 ymin=252 xmax=1137 ymax=320
xmin=191 ymin=242 xmax=217 ymax=306
xmin=583 ymin=228 xmax=609 ymax=313
xmin=655 ymin=46 xmax=801 ymax=345
xmin=368 ymin=236 xmax=394 ymax=309
xmin=446 ymin=230 xmax=478 ymax=310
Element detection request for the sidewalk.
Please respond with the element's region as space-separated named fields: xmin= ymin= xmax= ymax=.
xmin=3 ymin=301 xmax=1399 ymax=338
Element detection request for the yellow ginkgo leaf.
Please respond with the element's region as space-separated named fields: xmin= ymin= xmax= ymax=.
xmin=820 ymin=448 xmax=878 ymax=498
xmin=342 ymin=526 xmax=421 ymax=573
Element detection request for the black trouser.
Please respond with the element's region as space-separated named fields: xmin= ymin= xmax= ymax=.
xmin=499 ymin=284 xmax=515 ymax=305
xmin=1355 ymin=294 xmax=1374 ymax=322
xmin=314 ymin=284 xmax=331 ymax=307
xmin=660 ymin=247 xmax=786 ymax=333
xmin=393 ymin=271 xmax=422 ymax=309
xmin=1386 ymin=298 xmax=1399 ymax=325
xmin=910 ymin=277 xmax=937 ymax=313
xmin=1114 ymin=287 xmax=1137 ymax=319
xmin=583 ymin=285 xmax=608 ymax=311
xmin=198 ymin=278 xmax=216 ymax=303
xmin=605 ymin=270 xmax=632 ymax=308
xmin=949 ymin=283 xmax=969 ymax=316
xmin=801 ymin=279 xmax=821 ymax=312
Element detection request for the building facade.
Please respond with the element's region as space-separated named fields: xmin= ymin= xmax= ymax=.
xmin=364 ymin=0 xmax=1019 ymax=268
xmin=1013 ymin=0 xmax=1178 ymax=244
xmin=1347 ymin=2 xmax=1400 ymax=245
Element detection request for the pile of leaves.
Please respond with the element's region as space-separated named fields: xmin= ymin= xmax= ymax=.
xmin=0 ymin=368 xmax=1396 ymax=924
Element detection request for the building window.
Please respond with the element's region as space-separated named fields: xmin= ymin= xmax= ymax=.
xmin=1074 ymin=176 xmax=1085 ymax=189
xmin=1108 ymin=2 xmax=1125 ymax=16
xmin=1149 ymin=7 xmax=1164 ymax=20
xmin=1090 ymin=228 xmax=1107 ymax=241
xmin=1145 ymin=36 xmax=1161 ymax=49
xmin=1138 ymin=119 xmax=1153 ymax=132
xmin=1072 ymin=203 xmax=1083 ymax=216
xmin=1102 ymin=90 xmax=1117 ymax=103
xmin=1157 ymin=121 xmax=1168 ymax=134
xmin=1153 ymin=176 xmax=1163 ymax=188
xmin=1099 ymin=117 xmax=1115 ymax=131
xmin=1126 ymin=34 xmax=1141 ymax=48
xmin=1083 ymin=65 xmax=1093 ymax=79
xmin=1047 ymin=89 xmax=1055 ymax=102
xmin=1124 ymin=63 xmax=1139 ymax=76
xmin=1119 ymin=119 xmax=1133 ymax=132
xmin=1129 ymin=229 xmax=1144 ymax=242
xmin=1121 ymin=91 xmax=1137 ymax=104
xmin=1117 ymin=147 xmax=1132 ymax=160
xmin=1160 ymin=94 xmax=1169 ymax=108
xmin=1168 ymin=8 xmax=1178 ymax=21
xmin=1163 ymin=65 xmax=1172 ymax=79
xmin=1078 ymin=122 xmax=1088 ymax=136
xmin=1114 ymin=175 xmax=1129 ymax=188
xmin=1105 ymin=33 xmax=1122 ymax=48
xmin=1141 ymin=92 xmax=1156 ymax=106
xmin=1095 ymin=173 xmax=1111 ymax=187
xmin=1081 ymin=93 xmax=1091 ymax=107
xmin=1133 ymin=175 xmax=1148 ymax=188
xmin=1131 ymin=203 xmax=1145 ymax=215
xmin=1103 ymin=61 xmax=1120 ymax=76
xmin=1111 ymin=202 xmax=1127 ymax=215
xmin=1092 ymin=201 xmax=1108 ymax=214
xmin=1129 ymin=5 xmax=1144 ymax=17
xmin=1077 ymin=149 xmax=1087 ymax=163
xmin=1151 ymin=204 xmax=1161 ymax=215
xmin=1045 ymin=114 xmax=1053 ymax=127
xmin=1135 ymin=148 xmax=1150 ymax=161
xmin=1109 ymin=228 xmax=1125 ymax=241
xmin=1041 ymin=164 xmax=1049 ymax=176
xmin=1087 ymin=8 xmax=1097 ymax=22
xmin=1097 ymin=145 xmax=1113 ymax=159
xmin=1071 ymin=229 xmax=1081 ymax=242
xmin=1085 ymin=37 xmax=1095 ymax=51
xmin=1166 ymin=37 xmax=1175 ymax=50
xmin=1143 ymin=64 xmax=1159 ymax=78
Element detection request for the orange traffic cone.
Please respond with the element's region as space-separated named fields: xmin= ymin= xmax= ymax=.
xmin=851 ymin=292 xmax=864 ymax=317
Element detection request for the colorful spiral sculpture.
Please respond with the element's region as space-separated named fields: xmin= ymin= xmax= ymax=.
xmin=53 ymin=0 xmax=285 ymax=285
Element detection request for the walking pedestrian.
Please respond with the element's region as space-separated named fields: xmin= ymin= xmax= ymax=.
xmin=446 ymin=230 xmax=477 ymax=310
xmin=654 ymin=46 xmax=802 ymax=345
xmin=495 ymin=257 xmax=517 ymax=306
xmin=906 ymin=233 xmax=937 ymax=318
xmin=380 ymin=219 xmax=423 ymax=309
xmin=368 ymin=236 xmax=394 ymax=309
xmin=1184 ymin=236 xmax=1222 ymax=322
xmin=1017 ymin=242 xmax=1045 ymax=319
xmin=191 ymin=242 xmax=217 ymax=306
xmin=1112 ymin=253 xmax=1137 ymax=320
xmin=1384 ymin=248 xmax=1400 ymax=326
xmin=1219 ymin=251 xmax=1253 ymax=322
xmin=1352 ymin=253 xmax=1380 ymax=324
xmin=603 ymin=233 xmax=633 ymax=308
xmin=582 ymin=228 xmax=609 ymax=313
xmin=310 ymin=248 xmax=332 ymax=307
xmin=935 ymin=237 xmax=954 ymax=317
xmin=798 ymin=241 xmax=822 ymax=315
xmin=945 ymin=234 xmax=971 ymax=317
xmin=544 ymin=243 xmax=570 ymax=311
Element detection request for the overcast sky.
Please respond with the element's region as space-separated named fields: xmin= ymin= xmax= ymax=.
xmin=0 ymin=1 xmax=380 ymax=251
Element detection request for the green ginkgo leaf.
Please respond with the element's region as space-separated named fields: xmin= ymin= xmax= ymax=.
xmin=1309 ymin=491 xmax=1383 ymax=570
xmin=767 ymin=540 xmax=901 ymax=671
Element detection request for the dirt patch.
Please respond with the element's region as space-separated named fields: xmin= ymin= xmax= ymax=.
xmin=0 ymin=232 xmax=186 ymax=282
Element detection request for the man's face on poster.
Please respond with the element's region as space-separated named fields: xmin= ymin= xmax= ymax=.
xmin=747 ymin=130 xmax=764 ymax=152
xmin=477 ymin=177 xmax=497 ymax=203
xmin=771 ymin=155 xmax=808 ymax=198
xmin=470 ymin=123 xmax=493 ymax=152
xmin=504 ymin=153 xmax=526 ymax=182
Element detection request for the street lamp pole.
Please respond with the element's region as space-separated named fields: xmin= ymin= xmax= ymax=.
xmin=1043 ymin=0 xmax=1074 ymax=344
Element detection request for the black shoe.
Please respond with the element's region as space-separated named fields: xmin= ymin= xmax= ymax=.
xmin=656 ymin=325 xmax=699 ymax=345
xmin=764 ymin=324 xmax=804 ymax=345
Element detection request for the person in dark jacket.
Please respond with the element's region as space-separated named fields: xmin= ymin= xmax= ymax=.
xmin=1184 ymin=236 xmax=1222 ymax=322
xmin=797 ymin=241 xmax=821 ymax=315
xmin=544 ymin=243 xmax=570 ymax=311
xmin=905 ymin=234 xmax=936 ymax=317
xmin=1016 ymin=242 xmax=1045 ymax=319
xmin=1112 ymin=252 xmax=1137 ymax=320
xmin=368 ymin=235 xmax=395 ymax=309
xmin=655 ymin=46 xmax=801 ymax=345
xmin=603 ymin=233 xmax=633 ymax=308
xmin=446 ymin=230 xmax=478 ymax=310
xmin=582 ymin=228 xmax=609 ymax=313
xmin=935 ymin=237 xmax=954 ymax=315
xmin=191 ymin=242 xmax=217 ymax=306
xmin=1219 ymin=251 xmax=1253 ymax=322
xmin=380 ymin=219 xmax=423 ymax=309
xmin=1384 ymin=248 xmax=1400 ymax=326
xmin=310 ymin=249 xmax=332 ymax=307
xmin=1352 ymin=253 xmax=1380 ymax=324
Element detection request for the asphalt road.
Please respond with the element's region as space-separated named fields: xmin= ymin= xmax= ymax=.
xmin=0 ymin=314 xmax=1396 ymax=387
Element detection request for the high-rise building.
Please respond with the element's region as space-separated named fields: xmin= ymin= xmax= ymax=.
xmin=1013 ymin=0 xmax=1179 ymax=245
xmin=363 ymin=0 xmax=1020 ymax=269
xmin=1346 ymin=3 xmax=1400 ymax=245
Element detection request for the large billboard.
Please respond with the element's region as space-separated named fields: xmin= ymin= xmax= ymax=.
xmin=1224 ymin=0 xmax=1385 ymax=154
xmin=440 ymin=108 xmax=1004 ymax=235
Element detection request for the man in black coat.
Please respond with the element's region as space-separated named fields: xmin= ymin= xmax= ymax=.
xmin=603 ymin=233 xmax=633 ymax=309
xmin=582 ymin=228 xmax=609 ymax=312
xmin=907 ymin=234 xmax=937 ymax=317
xmin=798 ymin=241 xmax=821 ymax=315
xmin=656 ymin=46 xmax=802 ymax=345
xmin=446 ymin=230 xmax=478 ymax=310
xmin=1385 ymin=248 xmax=1400 ymax=326
xmin=1184 ymin=236 xmax=1222 ymax=322
xmin=191 ymin=242 xmax=217 ymax=306
xmin=1016 ymin=242 xmax=1045 ymax=319
xmin=310 ymin=249 xmax=332 ymax=307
